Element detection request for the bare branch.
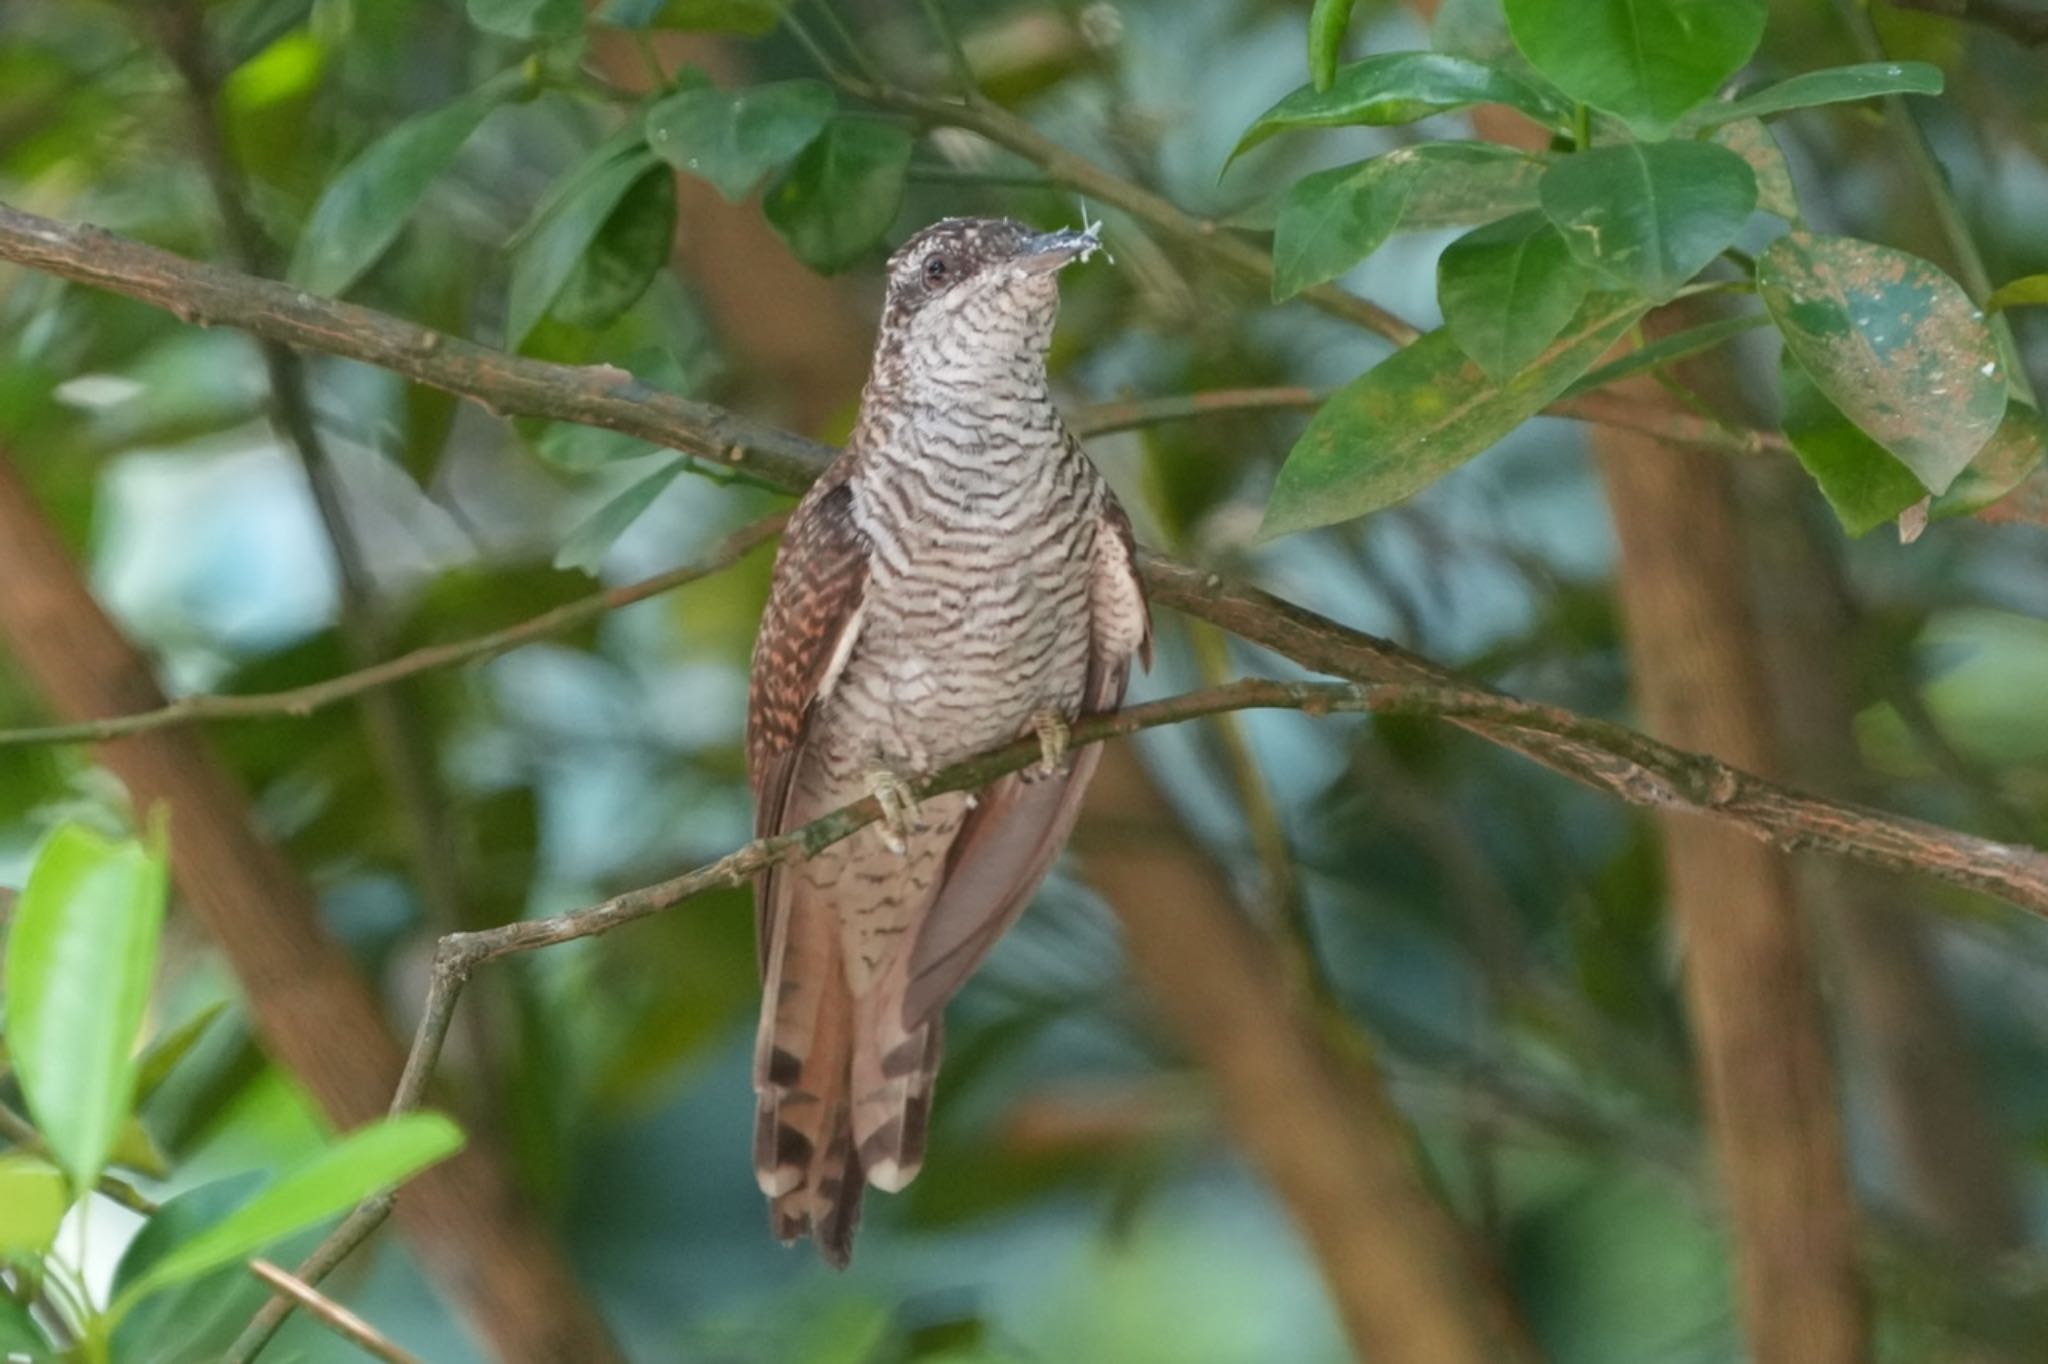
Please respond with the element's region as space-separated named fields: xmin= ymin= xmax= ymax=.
xmin=247 ymin=1262 xmax=427 ymax=1364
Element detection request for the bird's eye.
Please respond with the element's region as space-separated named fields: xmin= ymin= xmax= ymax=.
xmin=923 ymin=255 xmax=949 ymax=286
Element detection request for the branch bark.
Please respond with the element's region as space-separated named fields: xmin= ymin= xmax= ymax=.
xmin=0 ymin=452 xmax=622 ymax=1363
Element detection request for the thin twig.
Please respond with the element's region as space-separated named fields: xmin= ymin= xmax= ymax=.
xmin=916 ymin=0 xmax=981 ymax=97
xmin=247 ymin=1261 xmax=427 ymax=1364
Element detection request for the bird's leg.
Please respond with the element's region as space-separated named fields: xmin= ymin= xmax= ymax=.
xmin=1031 ymin=710 xmax=1072 ymax=777
xmin=864 ymin=768 xmax=920 ymax=855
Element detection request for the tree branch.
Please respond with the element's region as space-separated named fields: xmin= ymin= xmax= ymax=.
xmin=247 ymin=1262 xmax=426 ymax=1364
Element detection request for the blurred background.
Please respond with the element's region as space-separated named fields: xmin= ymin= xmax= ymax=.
xmin=4 ymin=0 xmax=2048 ymax=1360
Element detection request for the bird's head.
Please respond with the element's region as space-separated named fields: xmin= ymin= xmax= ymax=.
xmin=872 ymin=216 xmax=1103 ymax=379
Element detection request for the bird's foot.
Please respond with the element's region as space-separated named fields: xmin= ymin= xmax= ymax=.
xmin=864 ymin=768 xmax=920 ymax=854
xmin=1031 ymin=711 xmax=1072 ymax=777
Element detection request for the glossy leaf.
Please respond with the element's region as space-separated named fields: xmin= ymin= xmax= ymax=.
xmin=1231 ymin=52 xmax=1569 ymax=164
xmin=596 ymin=0 xmax=787 ymax=32
xmin=508 ymin=148 xmax=660 ymax=349
xmin=0 ymin=1155 xmax=66 ymax=1253
xmin=645 ymin=80 xmax=833 ymax=201
xmin=110 ymin=1113 xmax=465 ymax=1321
xmin=1504 ymin=0 xmax=1767 ymax=138
xmin=110 ymin=1175 xmax=288 ymax=1364
xmin=1540 ymin=141 xmax=1755 ymax=301
xmin=1780 ymin=354 xmax=1926 ymax=535
xmin=4 ymin=823 xmax=167 ymax=1191
xmin=1691 ymin=61 xmax=1943 ymax=130
xmin=764 ymin=119 xmax=912 ymax=272
xmin=1760 ymin=231 xmax=2004 ymax=493
xmin=1263 ymin=294 xmax=1648 ymax=536
xmin=1438 ymin=211 xmax=1591 ymax=381
xmin=1564 ymin=312 xmax=1769 ymax=397
xmin=290 ymin=73 xmax=523 ymax=296
xmin=468 ymin=0 xmax=582 ymax=40
xmin=1934 ymin=401 xmax=2048 ymax=519
xmin=1308 ymin=0 xmax=1357 ymax=92
xmin=1987 ymin=274 xmax=2048 ymax=311
xmin=555 ymin=458 xmax=690 ymax=573
xmin=551 ymin=164 xmax=677 ymax=331
xmin=1711 ymin=119 xmax=1800 ymax=221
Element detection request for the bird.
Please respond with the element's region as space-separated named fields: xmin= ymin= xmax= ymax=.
xmin=745 ymin=216 xmax=1152 ymax=1267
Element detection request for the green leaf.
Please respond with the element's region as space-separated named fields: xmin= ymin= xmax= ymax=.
xmin=0 ymin=1154 xmax=67 ymax=1254
xmin=1504 ymin=0 xmax=1767 ymax=138
xmin=1271 ymin=157 xmax=1411 ymax=301
xmin=764 ymin=119 xmax=912 ymax=273
xmin=4 ymin=823 xmax=167 ymax=1192
xmin=1934 ymin=401 xmax=2048 ymax=519
xmin=1779 ymin=353 xmax=1926 ymax=535
xmin=0 ymin=1296 xmax=49 ymax=1360
xmin=1263 ymin=293 xmax=1648 ymax=536
xmin=1564 ymin=311 xmax=1769 ymax=397
xmin=645 ymin=79 xmax=834 ymax=201
xmin=109 ymin=1113 xmax=465 ymax=1321
xmin=1438 ymin=210 xmax=1591 ymax=381
xmin=1395 ymin=144 xmax=1547 ymax=230
xmin=508 ymin=148 xmax=661 ymax=349
xmin=1540 ymin=141 xmax=1755 ymax=300
xmin=1308 ymin=0 xmax=1357 ymax=92
xmin=555 ymin=458 xmax=690 ymax=573
xmin=551 ymin=164 xmax=677 ymax=331
xmin=1760 ymin=231 xmax=2005 ymax=493
xmin=289 ymin=73 xmax=524 ymax=296
xmin=1230 ymin=52 xmax=1569 ymax=164
xmin=1691 ymin=61 xmax=1943 ymax=130
xmin=596 ymin=0 xmax=787 ymax=33
xmin=110 ymin=1174 xmax=277 ymax=1364
xmin=1711 ymin=119 xmax=1800 ymax=221
xmin=468 ymin=0 xmax=583 ymax=40
xmin=132 ymin=1001 xmax=228 ymax=1107
xmin=1987 ymin=274 xmax=2048 ymax=311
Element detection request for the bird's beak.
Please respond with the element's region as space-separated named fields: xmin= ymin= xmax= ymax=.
xmin=1015 ymin=227 xmax=1105 ymax=275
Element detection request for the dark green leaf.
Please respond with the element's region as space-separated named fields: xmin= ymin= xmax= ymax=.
xmin=597 ymin=0 xmax=787 ymax=33
xmin=0 ymin=1155 xmax=66 ymax=1253
xmin=4 ymin=823 xmax=167 ymax=1191
xmin=1271 ymin=158 xmax=1411 ymax=301
xmin=1263 ymin=294 xmax=1648 ymax=536
xmin=555 ymin=458 xmax=690 ymax=573
xmin=109 ymin=1113 xmax=465 ymax=1321
xmin=1987 ymin=274 xmax=2048 ymax=311
xmin=110 ymin=1174 xmax=279 ymax=1364
xmin=1934 ymin=402 xmax=2048 ymax=520
xmin=289 ymin=73 xmax=523 ymax=296
xmin=1780 ymin=353 xmax=1926 ymax=535
xmin=764 ymin=119 xmax=912 ymax=273
xmin=1504 ymin=0 xmax=1767 ymax=138
xmin=1711 ymin=119 xmax=1800 ymax=221
xmin=551 ymin=165 xmax=677 ymax=331
xmin=508 ymin=148 xmax=660 ymax=349
xmin=645 ymin=80 xmax=834 ymax=201
xmin=1231 ymin=52 xmax=1569 ymax=164
xmin=1438 ymin=210 xmax=1591 ymax=381
xmin=1691 ymin=61 xmax=1943 ymax=130
xmin=1564 ymin=312 xmax=1769 ymax=397
xmin=467 ymin=0 xmax=582 ymax=41
xmin=1308 ymin=0 xmax=1359 ymax=92
xmin=1395 ymin=144 xmax=1546 ymax=229
xmin=0 ymin=1295 xmax=50 ymax=1361
xmin=1760 ymin=231 xmax=2004 ymax=493
xmin=1539 ymin=140 xmax=1756 ymax=300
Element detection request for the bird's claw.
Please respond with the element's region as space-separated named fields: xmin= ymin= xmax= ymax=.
xmin=1032 ymin=711 xmax=1072 ymax=777
xmin=865 ymin=769 xmax=919 ymax=854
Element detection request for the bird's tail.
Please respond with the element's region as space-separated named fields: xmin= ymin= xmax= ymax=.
xmin=851 ymin=962 xmax=944 ymax=1194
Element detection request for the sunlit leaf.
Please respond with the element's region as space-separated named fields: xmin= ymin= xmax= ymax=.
xmin=1779 ymin=354 xmax=1926 ymax=536
xmin=765 ymin=119 xmax=912 ymax=272
xmin=4 ymin=823 xmax=167 ymax=1192
xmin=1504 ymin=0 xmax=1767 ymax=138
xmin=110 ymin=1113 xmax=465 ymax=1321
xmin=289 ymin=72 xmax=524 ymax=296
xmin=645 ymin=80 xmax=834 ymax=201
xmin=1230 ymin=53 xmax=1569 ymax=164
xmin=1760 ymin=231 xmax=2004 ymax=493
xmin=1690 ymin=61 xmax=1943 ymax=130
xmin=1539 ymin=140 xmax=1756 ymax=300
xmin=1308 ymin=0 xmax=1357 ymax=92
xmin=1263 ymin=294 xmax=1648 ymax=536
xmin=0 ymin=1155 xmax=67 ymax=1253
xmin=1438 ymin=210 xmax=1591 ymax=381
xmin=555 ymin=458 xmax=690 ymax=573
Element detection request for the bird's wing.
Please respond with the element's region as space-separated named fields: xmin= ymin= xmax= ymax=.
xmin=901 ymin=492 xmax=1152 ymax=1024
xmin=748 ymin=473 xmax=872 ymax=959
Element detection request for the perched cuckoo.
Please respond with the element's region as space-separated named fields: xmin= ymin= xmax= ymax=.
xmin=746 ymin=217 xmax=1152 ymax=1266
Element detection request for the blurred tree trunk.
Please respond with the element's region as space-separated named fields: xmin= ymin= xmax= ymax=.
xmin=0 ymin=451 xmax=622 ymax=1364
xmin=1595 ymin=423 xmax=1869 ymax=1364
xmin=1075 ymin=747 xmax=1542 ymax=1364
